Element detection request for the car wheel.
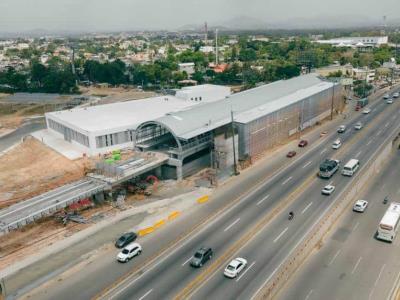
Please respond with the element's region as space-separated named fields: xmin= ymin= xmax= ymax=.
xmin=138 ymin=250 xmax=142 ymax=255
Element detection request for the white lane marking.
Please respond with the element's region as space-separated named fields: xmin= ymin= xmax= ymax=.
xmin=256 ymin=194 xmax=270 ymax=206
xmin=138 ymin=289 xmax=153 ymax=300
xmin=224 ymin=218 xmax=240 ymax=232
xmin=182 ymin=256 xmax=193 ymax=266
xmin=328 ymin=181 xmax=334 ymax=186
xmin=366 ymin=140 xmax=372 ymax=146
xmin=352 ymin=222 xmax=359 ymax=232
xmin=328 ymin=249 xmax=341 ymax=266
xmin=351 ymin=256 xmax=362 ymax=274
xmin=305 ymin=289 xmax=314 ymax=300
xmin=301 ymin=202 xmax=313 ymax=215
xmin=236 ymin=261 xmax=256 ymax=282
xmin=303 ymin=161 xmax=312 ymax=168
xmin=355 ymin=151 xmax=362 ymax=158
xmin=369 ymin=264 xmax=386 ymax=300
xmin=274 ymin=227 xmax=288 ymax=243
xmin=385 ymin=122 xmax=390 ymax=128
xmin=282 ymin=176 xmax=293 ymax=186
xmin=376 ymin=130 xmax=382 ymax=136
xmin=381 ymin=183 xmax=386 ymax=191
xmin=320 ymin=148 xmax=327 ymax=155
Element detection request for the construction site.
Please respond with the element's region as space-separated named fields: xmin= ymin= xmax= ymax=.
xmin=0 ymin=73 xmax=344 ymax=272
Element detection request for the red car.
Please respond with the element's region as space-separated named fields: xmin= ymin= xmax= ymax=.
xmin=298 ymin=140 xmax=308 ymax=147
xmin=286 ymin=151 xmax=297 ymax=158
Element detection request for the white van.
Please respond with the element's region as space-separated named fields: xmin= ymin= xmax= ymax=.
xmin=342 ymin=159 xmax=359 ymax=176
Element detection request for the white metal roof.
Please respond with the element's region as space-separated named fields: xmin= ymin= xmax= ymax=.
xmin=151 ymin=74 xmax=336 ymax=140
xmin=46 ymin=95 xmax=197 ymax=134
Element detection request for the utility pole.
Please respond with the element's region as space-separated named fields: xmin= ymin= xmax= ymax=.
xmin=331 ymin=81 xmax=335 ymax=120
xmin=230 ymin=110 xmax=239 ymax=176
xmin=215 ymin=29 xmax=219 ymax=66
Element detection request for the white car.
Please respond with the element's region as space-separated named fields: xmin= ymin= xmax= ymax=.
xmin=353 ymin=200 xmax=368 ymax=212
xmin=354 ymin=122 xmax=363 ymax=130
xmin=337 ymin=125 xmax=346 ymax=133
xmin=332 ymin=139 xmax=342 ymax=149
xmin=383 ymin=94 xmax=390 ymax=99
xmin=224 ymin=257 xmax=247 ymax=278
xmin=322 ymin=185 xmax=335 ymax=195
xmin=117 ymin=242 xmax=142 ymax=262
xmin=393 ymin=92 xmax=399 ymax=98
xmin=362 ymin=108 xmax=371 ymax=114
xmin=387 ymin=98 xmax=393 ymax=104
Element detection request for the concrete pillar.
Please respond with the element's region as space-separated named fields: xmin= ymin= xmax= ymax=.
xmin=155 ymin=166 xmax=162 ymax=179
xmin=93 ymin=192 xmax=105 ymax=204
xmin=176 ymin=165 xmax=183 ymax=181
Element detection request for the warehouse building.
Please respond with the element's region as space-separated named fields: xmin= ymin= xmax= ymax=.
xmin=43 ymin=84 xmax=231 ymax=157
xmin=134 ymin=73 xmax=343 ymax=179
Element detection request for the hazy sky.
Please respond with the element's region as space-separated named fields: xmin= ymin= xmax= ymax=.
xmin=0 ymin=0 xmax=399 ymax=32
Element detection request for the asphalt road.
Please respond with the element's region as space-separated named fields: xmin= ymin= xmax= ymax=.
xmin=0 ymin=117 xmax=45 ymax=152
xmin=277 ymin=151 xmax=400 ymax=300
xmin=100 ymin=93 xmax=400 ymax=300
xmin=18 ymin=88 xmax=400 ymax=300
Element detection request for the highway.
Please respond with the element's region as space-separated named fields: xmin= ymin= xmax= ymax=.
xmin=277 ymin=151 xmax=400 ymax=300
xmin=99 ymin=91 xmax=400 ymax=300
xmin=21 ymin=88 xmax=400 ymax=300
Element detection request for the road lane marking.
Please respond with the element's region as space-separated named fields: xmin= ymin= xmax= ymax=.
xmin=303 ymin=161 xmax=312 ymax=168
xmin=352 ymin=222 xmax=359 ymax=232
xmin=236 ymin=261 xmax=256 ymax=282
xmin=369 ymin=264 xmax=386 ymax=299
xmin=376 ymin=130 xmax=382 ymax=136
xmin=385 ymin=122 xmax=390 ymax=128
xmin=381 ymin=183 xmax=386 ymax=191
xmin=274 ymin=227 xmax=288 ymax=243
xmin=328 ymin=249 xmax=341 ymax=266
xmin=328 ymin=181 xmax=333 ymax=186
xmin=138 ymin=289 xmax=153 ymax=300
xmin=305 ymin=289 xmax=313 ymax=300
xmin=366 ymin=140 xmax=372 ymax=146
xmin=256 ymin=194 xmax=270 ymax=206
xmin=182 ymin=256 xmax=193 ymax=266
xmin=301 ymin=202 xmax=313 ymax=214
xmin=355 ymin=151 xmax=362 ymax=158
xmin=320 ymin=148 xmax=327 ymax=155
xmin=282 ymin=177 xmax=293 ymax=186
xmin=224 ymin=218 xmax=240 ymax=232
xmin=351 ymin=256 xmax=362 ymax=274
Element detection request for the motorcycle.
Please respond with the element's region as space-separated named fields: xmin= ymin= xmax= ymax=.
xmin=383 ymin=196 xmax=388 ymax=204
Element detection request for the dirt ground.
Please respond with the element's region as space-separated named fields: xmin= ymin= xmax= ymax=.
xmin=0 ymin=137 xmax=90 ymax=209
xmin=80 ymin=86 xmax=156 ymax=104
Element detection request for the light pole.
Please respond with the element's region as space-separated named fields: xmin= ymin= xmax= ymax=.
xmin=230 ymin=109 xmax=239 ymax=176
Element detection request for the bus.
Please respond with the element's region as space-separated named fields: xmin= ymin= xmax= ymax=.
xmin=377 ymin=202 xmax=400 ymax=242
xmin=341 ymin=159 xmax=359 ymax=176
xmin=319 ymin=159 xmax=340 ymax=178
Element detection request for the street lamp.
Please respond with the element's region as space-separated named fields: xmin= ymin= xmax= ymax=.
xmin=230 ymin=109 xmax=240 ymax=176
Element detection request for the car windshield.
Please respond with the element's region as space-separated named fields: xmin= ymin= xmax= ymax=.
xmin=194 ymin=252 xmax=203 ymax=259
xmin=227 ymin=265 xmax=236 ymax=271
xmin=122 ymin=249 xmax=129 ymax=254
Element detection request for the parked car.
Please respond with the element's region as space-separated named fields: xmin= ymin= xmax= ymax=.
xmin=354 ymin=122 xmax=363 ymax=130
xmin=286 ymin=151 xmax=297 ymax=158
xmin=115 ymin=232 xmax=137 ymax=248
xmin=353 ymin=200 xmax=368 ymax=212
xmin=298 ymin=140 xmax=308 ymax=147
xmin=322 ymin=185 xmax=335 ymax=195
xmin=190 ymin=247 xmax=213 ymax=268
xmin=383 ymin=94 xmax=390 ymax=99
xmin=393 ymin=92 xmax=399 ymax=98
xmin=117 ymin=243 xmax=142 ymax=262
xmin=332 ymin=139 xmax=342 ymax=149
xmin=337 ymin=125 xmax=346 ymax=133
xmin=362 ymin=108 xmax=371 ymax=114
xmin=387 ymin=98 xmax=393 ymax=104
xmin=224 ymin=258 xmax=248 ymax=278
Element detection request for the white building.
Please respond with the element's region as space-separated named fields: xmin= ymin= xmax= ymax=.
xmin=178 ymin=62 xmax=195 ymax=75
xmin=316 ymin=36 xmax=388 ymax=48
xmin=352 ymin=68 xmax=376 ymax=83
xmin=43 ymin=85 xmax=231 ymax=157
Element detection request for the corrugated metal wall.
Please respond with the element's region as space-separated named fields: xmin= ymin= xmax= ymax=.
xmin=238 ymin=85 xmax=342 ymax=160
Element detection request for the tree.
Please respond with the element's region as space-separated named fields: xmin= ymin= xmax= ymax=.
xmin=239 ymin=48 xmax=257 ymax=62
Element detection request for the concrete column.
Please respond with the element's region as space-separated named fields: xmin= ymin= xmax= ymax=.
xmin=93 ymin=192 xmax=105 ymax=204
xmin=176 ymin=165 xmax=183 ymax=181
xmin=155 ymin=166 xmax=162 ymax=179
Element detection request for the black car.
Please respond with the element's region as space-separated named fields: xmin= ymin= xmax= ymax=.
xmin=190 ymin=247 xmax=213 ymax=268
xmin=115 ymin=232 xmax=137 ymax=248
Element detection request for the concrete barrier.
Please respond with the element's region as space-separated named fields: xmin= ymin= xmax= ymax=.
xmin=168 ymin=211 xmax=181 ymax=221
xmin=254 ymin=123 xmax=400 ymax=299
xmin=197 ymin=195 xmax=210 ymax=204
xmin=153 ymin=219 xmax=166 ymax=229
xmin=138 ymin=226 xmax=155 ymax=236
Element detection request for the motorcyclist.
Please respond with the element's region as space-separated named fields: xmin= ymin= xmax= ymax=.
xmin=288 ymin=211 xmax=294 ymax=219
